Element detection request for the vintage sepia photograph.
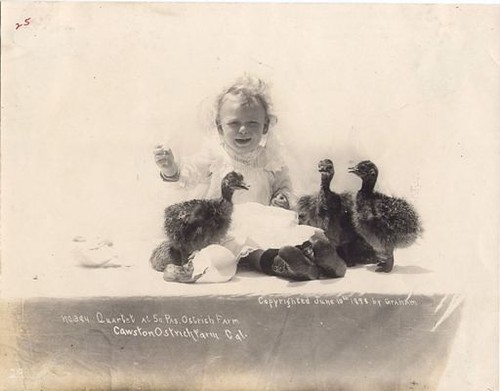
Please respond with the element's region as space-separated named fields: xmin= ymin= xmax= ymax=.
xmin=1 ymin=2 xmax=499 ymax=390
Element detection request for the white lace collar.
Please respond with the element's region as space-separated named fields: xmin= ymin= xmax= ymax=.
xmin=207 ymin=131 xmax=288 ymax=172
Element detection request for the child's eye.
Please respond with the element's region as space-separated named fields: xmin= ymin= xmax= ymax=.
xmin=226 ymin=121 xmax=240 ymax=128
xmin=246 ymin=121 xmax=260 ymax=128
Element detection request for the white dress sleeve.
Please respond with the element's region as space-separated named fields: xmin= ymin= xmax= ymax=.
xmin=262 ymin=133 xmax=297 ymax=207
xmin=160 ymin=139 xmax=217 ymax=191
xmin=270 ymin=166 xmax=295 ymax=204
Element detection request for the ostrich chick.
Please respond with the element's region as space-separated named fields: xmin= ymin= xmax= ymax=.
xmin=348 ymin=160 xmax=422 ymax=272
xmin=297 ymin=159 xmax=377 ymax=266
xmin=162 ymin=171 xmax=248 ymax=263
xmin=297 ymin=159 xmax=344 ymax=244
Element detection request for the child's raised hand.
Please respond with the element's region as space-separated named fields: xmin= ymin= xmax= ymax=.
xmin=271 ymin=192 xmax=290 ymax=209
xmin=154 ymin=145 xmax=178 ymax=176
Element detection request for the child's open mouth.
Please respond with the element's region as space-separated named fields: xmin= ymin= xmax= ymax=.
xmin=235 ymin=138 xmax=252 ymax=146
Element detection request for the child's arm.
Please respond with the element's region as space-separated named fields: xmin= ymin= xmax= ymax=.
xmin=270 ymin=167 xmax=295 ymax=209
xmin=153 ymin=144 xmax=212 ymax=187
xmin=154 ymin=145 xmax=180 ymax=181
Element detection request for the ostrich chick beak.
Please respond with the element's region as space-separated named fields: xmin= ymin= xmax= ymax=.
xmin=238 ymin=182 xmax=250 ymax=190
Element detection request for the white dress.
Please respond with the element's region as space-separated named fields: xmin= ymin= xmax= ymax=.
xmin=168 ymin=133 xmax=294 ymax=206
xmin=181 ymin=202 xmax=322 ymax=283
xmin=161 ymin=133 xmax=320 ymax=282
xmin=224 ymin=202 xmax=321 ymax=257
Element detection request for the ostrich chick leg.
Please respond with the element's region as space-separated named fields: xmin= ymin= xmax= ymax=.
xmin=375 ymin=250 xmax=394 ymax=273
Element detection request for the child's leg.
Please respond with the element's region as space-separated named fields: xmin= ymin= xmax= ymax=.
xmin=257 ymin=249 xmax=280 ymax=275
xmin=237 ymin=232 xmax=346 ymax=280
xmin=241 ymin=249 xmax=265 ymax=272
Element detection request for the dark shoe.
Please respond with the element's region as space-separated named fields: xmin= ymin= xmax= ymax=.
xmin=271 ymin=246 xmax=319 ymax=281
xmin=311 ymin=239 xmax=347 ymax=278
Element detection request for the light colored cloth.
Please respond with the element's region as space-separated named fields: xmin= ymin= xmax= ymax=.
xmin=168 ymin=133 xmax=294 ymax=206
xmin=223 ymin=202 xmax=321 ymax=258
xmin=176 ymin=203 xmax=321 ymax=284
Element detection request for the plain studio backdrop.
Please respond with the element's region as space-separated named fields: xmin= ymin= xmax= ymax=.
xmin=1 ymin=3 xmax=499 ymax=390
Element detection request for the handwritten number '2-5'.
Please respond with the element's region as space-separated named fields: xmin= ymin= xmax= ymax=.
xmin=15 ymin=17 xmax=31 ymax=30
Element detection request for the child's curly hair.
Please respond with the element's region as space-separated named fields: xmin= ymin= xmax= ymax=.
xmin=215 ymin=75 xmax=278 ymax=128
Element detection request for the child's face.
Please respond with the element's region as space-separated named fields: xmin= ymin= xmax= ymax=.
xmin=218 ymin=96 xmax=268 ymax=154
